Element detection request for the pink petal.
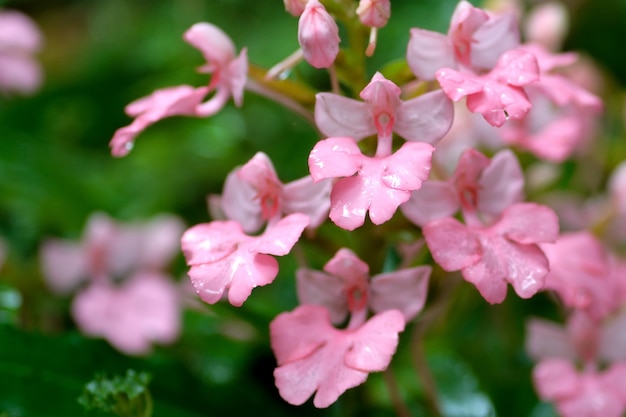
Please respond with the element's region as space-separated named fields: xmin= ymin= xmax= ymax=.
xmin=220 ymin=169 xmax=264 ymax=233
xmin=282 ymin=176 xmax=331 ymax=229
xmin=382 ymin=142 xmax=434 ymax=191
xmin=406 ymin=29 xmax=454 ymax=81
xmin=0 ymin=10 xmax=43 ymax=53
xmin=470 ymin=11 xmax=519 ymax=70
xmin=423 ymin=217 xmax=482 ymax=271
xmin=369 ymin=266 xmax=431 ymax=321
xmin=40 ymin=240 xmax=88 ymax=295
xmin=533 ymin=359 xmax=579 ymax=400
xmin=314 ymin=93 xmax=374 ymax=140
xmin=181 ymin=221 xmax=244 ymax=265
xmin=356 ymin=0 xmax=391 ymax=28
xmin=0 ymin=54 xmax=42 ymax=95
xmin=401 ymin=181 xmax=459 ymax=227
xmin=249 ymin=213 xmax=309 ymax=256
xmin=395 ymin=90 xmax=454 ymax=144
xmin=308 ymin=137 xmax=363 ymax=182
xmin=495 ymin=203 xmax=559 ymax=245
xmin=477 ymin=149 xmax=524 ymax=217
xmin=296 ymin=269 xmax=349 ymax=324
xmin=525 ymin=318 xmax=578 ymax=362
xmin=435 ymin=68 xmax=484 ymax=102
xmin=183 ymin=22 xmax=236 ymax=67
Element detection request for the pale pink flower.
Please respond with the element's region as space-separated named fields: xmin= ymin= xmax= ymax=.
xmin=356 ymin=0 xmax=391 ymax=28
xmin=407 ymin=0 xmax=519 ymax=80
xmin=424 ymin=203 xmax=559 ymax=304
xmin=298 ymin=0 xmax=340 ymax=68
xmin=283 ymin=0 xmax=309 ymax=17
xmin=435 ymin=48 xmax=539 ymax=127
xmin=315 ymin=72 xmax=454 ymax=147
xmin=0 ymin=9 xmax=43 ymax=96
xmin=270 ymin=304 xmax=404 ymax=408
xmin=296 ymin=248 xmax=430 ymax=324
xmin=524 ymin=2 xmax=569 ymax=51
xmin=180 ymin=214 xmax=309 ymax=307
xmin=540 ymin=231 xmax=620 ymax=321
xmin=72 ymin=272 xmax=181 ymax=355
xmin=218 ymin=152 xmax=331 ymax=233
xmin=110 ymin=22 xmax=247 ymax=157
xmin=41 ymin=213 xmax=185 ymax=294
xmin=533 ymin=359 xmax=626 ymax=417
xmin=309 ymin=137 xmax=434 ymax=230
xmin=401 ymin=148 xmax=524 ymax=227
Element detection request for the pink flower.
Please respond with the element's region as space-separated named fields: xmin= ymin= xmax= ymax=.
xmin=315 ymin=72 xmax=454 ymax=146
xmin=424 ymin=203 xmax=559 ymax=304
xmin=283 ymin=0 xmax=309 ymax=17
xmin=298 ymin=0 xmax=340 ymax=68
xmin=296 ymin=248 xmax=430 ymax=323
xmin=0 ymin=9 xmax=43 ymax=95
xmin=435 ymin=48 xmax=539 ymax=127
xmin=533 ymin=359 xmax=626 ymax=417
xmin=407 ymin=0 xmax=519 ymax=80
xmin=270 ymin=305 xmax=405 ymax=408
xmin=218 ymin=152 xmax=331 ymax=233
xmin=110 ymin=22 xmax=247 ymax=157
xmin=401 ymin=148 xmax=524 ymax=227
xmin=309 ymin=137 xmax=434 ymax=230
xmin=356 ymin=0 xmax=391 ymax=28
xmin=72 ymin=272 xmax=181 ymax=355
xmin=180 ymin=214 xmax=309 ymax=307
xmin=110 ymin=85 xmax=210 ymax=157
xmin=540 ymin=231 xmax=620 ymax=320
xmin=41 ymin=213 xmax=184 ymax=294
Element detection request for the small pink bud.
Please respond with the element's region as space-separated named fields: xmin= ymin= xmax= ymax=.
xmin=284 ymin=0 xmax=309 ymax=16
xmin=298 ymin=0 xmax=340 ymax=68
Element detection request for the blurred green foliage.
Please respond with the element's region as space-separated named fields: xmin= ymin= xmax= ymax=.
xmin=0 ymin=0 xmax=625 ymax=416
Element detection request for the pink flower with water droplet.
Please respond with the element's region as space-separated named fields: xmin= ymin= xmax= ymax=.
xmin=315 ymin=72 xmax=454 ymax=145
xmin=181 ymin=214 xmax=309 ymax=307
xmin=110 ymin=22 xmax=247 ymax=156
xmin=424 ymin=203 xmax=559 ymax=304
xmin=0 ymin=9 xmax=43 ymax=96
xmin=407 ymin=0 xmax=519 ymax=80
xmin=309 ymin=137 xmax=434 ymax=230
xmin=402 ymin=148 xmax=524 ymax=227
xmin=218 ymin=152 xmax=331 ymax=233
xmin=435 ymin=48 xmax=539 ymax=127
xmin=297 ymin=248 xmax=430 ymax=324
xmin=72 ymin=272 xmax=181 ymax=355
xmin=270 ymin=304 xmax=405 ymax=408
xmin=298 ymin=0 xmax=340 ymax=68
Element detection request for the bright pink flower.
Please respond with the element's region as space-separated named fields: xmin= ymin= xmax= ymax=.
xmin=181 ymin=214 xmax=309 ymax=307
xmin=309 ymin=137 xmax=434 ymax=230
xmin=533 ymin=359 xmax=626 ymax=417
xmin=540 ymin=231 xmax=620 ymax=320
xmin=72 ymin=272 xmax=181 ymax=355
xmin=407 ymin=0 xmax=519 ymax=80
xmin=219 ymin=152 xmax=331 ymax=233
xmin=298 ymin=0 xmax=340 ymax=68
xmin=401 ymin=148 xmax=524 ymax=227
xmin=270 ymin=305 xmax=405 ymax=408
xmin=296 ymin=248 xmax=430 ymax=324
xmin=110 ymin=85 xmax=210 ymax=157
xmin=110 ymin=22 xmax=247 ymax=157
xmin=356 ymin=0 xmax=391 ymax=28
xmin=41 ymin=213 xmax=185 ymax=294
xmin=435 ymin=48 xmax=539 ymax=127
xmin=424 ymin=203 xmax=559 ymax=304
xmin=0 ymin=9 xmax=43 ymax=95
xmin=315 ymin=72 xmax=454 ymax=146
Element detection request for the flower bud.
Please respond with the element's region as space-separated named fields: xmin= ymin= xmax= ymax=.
xmin=298 ymin=0 xmax=340 ymax=68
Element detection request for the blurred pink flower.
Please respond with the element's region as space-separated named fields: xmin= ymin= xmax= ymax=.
xmin=0 ymin=9 xmax=43 ymax=96
xmin=533 ymin=359 xmax=626 ymax=417
xmin=270 ymin=304 xmax=404 ymax=408
xmin=356 ymin=0 xmax=391 ymax=28
xmin=407 ymin=0 xmax=519 ymax=80
xmin=181 ymin=214 xmax=309 ymax=307
xmin=424 ymin=203 xmax=559 ymax=304
xmin=72 ymin=272 xmax=181 ymax=355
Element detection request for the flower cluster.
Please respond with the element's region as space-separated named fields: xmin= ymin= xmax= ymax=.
xmin=104 ymin=0 xmax=621 ymax=412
